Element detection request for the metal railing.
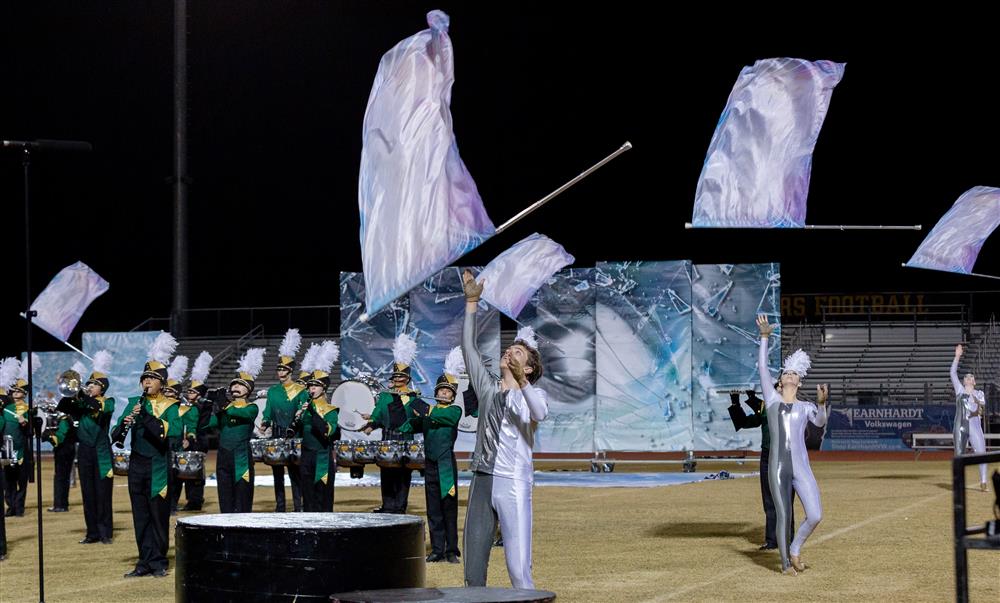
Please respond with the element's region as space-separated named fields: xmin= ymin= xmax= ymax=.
xmin=130 ymin=305 xmax=341 ymax=337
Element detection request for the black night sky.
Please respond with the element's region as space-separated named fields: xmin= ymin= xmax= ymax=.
xmin=2 ymin=3 xmax=999 ymax=357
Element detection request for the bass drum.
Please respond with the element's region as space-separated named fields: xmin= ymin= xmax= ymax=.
xmin=332 ymin=378 xmax=380 ymax=432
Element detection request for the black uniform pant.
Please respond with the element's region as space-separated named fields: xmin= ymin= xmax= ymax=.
xmin=379 ymin=466 xmax=413 ymax=513
xmin=759 ymin=446 xmax=794 ymax=547
xmin=299 ymin=450 xmax=334 ymax=512
xmin=425 ymin=457 xmax=459 ymax=556
xmin=52 ymin=441 xmax=76 ymax=509
xmin=77 ymin=443 xmax=114 ymax=540
xmin=216 ymin=447 xmax=254 ymax=513
xmin=127 ymin=453 xmax=170 ymax=572
xmin=3 ymin=461 xmax=29 ymax=516
xmin=271 ymin=463 xmax=303 ymax=512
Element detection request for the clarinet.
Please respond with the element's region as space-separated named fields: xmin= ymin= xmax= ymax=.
xmin=286 ymin=398 xmax=312 ymax=438
xmin=113 ymin=387 xmax=148 ymax=446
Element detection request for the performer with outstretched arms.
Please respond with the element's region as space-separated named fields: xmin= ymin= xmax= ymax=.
xmin=757 ymin=314 xmax=828 ymax=575
xmin=951 ymin=344 xmax=989 ymax=491
xmin=461 ymin=269 xmax=548 ymax=589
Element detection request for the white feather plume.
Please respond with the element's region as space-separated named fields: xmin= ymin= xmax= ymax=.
xmin=315 ymin=340 xmax=340 ymax=374
xmin=92 ymin=350 xmax=113 ymax=375
xmin=444 ymin=346 xmax=465 ymax=377
xmin=515 ymin=325 xmax=539 ymax=351
xmin=300 ymin=343 xmax=321 ymax=374
xmin=782 ymin=349 xmax=811 ymax=378
xmin=168 ymin=355 xmax=189 ymax=381
xmin=278 ymin=328 xmax=302 ymax=359
xmin=0 ymin=358 xmax=21 ymax=389
xmin=71 ymin=361 xmax=89 ymax=379
xmin=322 ymin=340 xmax=340 ymax=366
xmin=148 ymin=332 xmax=178 ymax=365
xmin=190 ymin=351 xmax=212 ymax=383
xmin=393 ymin=333 xmax=417 ymax=367
xmin=237 ymin=348 xmax=266 ymax=379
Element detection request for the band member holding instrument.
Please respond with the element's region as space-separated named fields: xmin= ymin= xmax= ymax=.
xmin=69 ymin=351 xmax=117 ymax=544
xmin=205 ymin=348 xmax=266 ymax=514
xmin=261 ymin=329 xmax=307 ymax=512
xmin=290 ymin=341 xmax=340 ymax=512
xmin=363 ymin=333 xmax=427 ymax=514
xmin=401 ymin=347 xmax=464 ymax=563
xmin=162 ymin=356 xmax=189 ymax=515
xmin=111 ymin=333 xmax=181 ymax=578
xmin=177 ymin=351 xmax=212 ymax=511
xmin=2 ymin=358 xmax=32 ymax=518
xmin=461 ymin=270 xmax=549 ymax=590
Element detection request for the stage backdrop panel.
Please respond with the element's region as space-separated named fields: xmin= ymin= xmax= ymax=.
xmin=341 ymin=269 xmax=500 ymax=451
xmin=83 ymin=331 xmax=160 ymax=448
xmin=517 ymin=268 xmax=596 ymax=453
xmin=594 ymin=261 xmax=693 ymax=451
xmin=691 ymin=263 xmax=781 ymax=450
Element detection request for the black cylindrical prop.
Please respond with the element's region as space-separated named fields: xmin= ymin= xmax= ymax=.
xmin=330 ymin=587 xmax=557 ymax=602
xmin=176 ymin=513 xmax=425 ymax=602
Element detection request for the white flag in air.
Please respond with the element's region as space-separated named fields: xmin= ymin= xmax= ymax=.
xmin=358 ymin=10 xmax=495 ymax=319
xmin=479 ymin=233 xmax=575 ymax=319
xmin=29 ymin=262 xmax=109 ymax=341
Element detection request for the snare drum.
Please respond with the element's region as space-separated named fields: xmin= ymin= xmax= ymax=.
xmin=332 ymin=377 xmax=381 ymax=431
xmin=374 ymin=440 xmax=406 ymax=468
xmin=0 ymin=434 xmax=14 ymax=467
xmin=112 ymin=446 xmax=130 ymax=476
xmin=334 ymin=440 xmax=358 ymax=467
xmin=262 ymin=438 xmax=293 ymax=466
xmin=288 ymin=438 xmax=303 ymax=465
xmin=403 ymin=440 xmax=425 ymax=469
xmin=172 ymin=451 xmax=206 ymax=480
xmin=250 ymin=438 xmax=266 ymax=462
xmin=353 ymin=440 xmax=376 ymax=465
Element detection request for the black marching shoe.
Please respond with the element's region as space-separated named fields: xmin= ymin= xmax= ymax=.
xmin=425 ymin=553 xmax=445 ymax=563
xmin=79 ymin=537 xmax=101 ymax=544
xmin=47 ymin=507 xmax=69 ymax=513
xmin=101 ymin=538 xmax=113 ymax=545
xmin=151 ymin=568 xmax=168 ymax=578
xmin=446 ymin=553 xmax=460 ymax=564
xmin=181 ymin=504 xmax=202 ymax=512
xmin=759 ymin=543 xmax=778 ymax=550
xmin=124 ymin=568 xmax=151 ymax=578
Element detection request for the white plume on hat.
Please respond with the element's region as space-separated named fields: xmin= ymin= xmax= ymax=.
xmin=190 ymin=352 xmax=213 ymax=383
xmin=92 ymin=350 xmax=113 ymax=375
xmin=1 ymin=358 xmax=22 ymax=389
xmin=148 ymin=332 xmax=178 ymax=364
xmin=444 ymin=346 xmax=465 ymax=377
xmin=393 ymin=333 xmax=417 ymax=367
xmin=515 ymin=325 xmax=539 ymax=351
xmin=315 ymin=340 xmax=339 ymax=375
xmin=278 ymin=328 xmax=302 ymax=359
xmin=237 ymin=348 xmax=266 ymax=379
xmin=300 ymin=343 xmax=321 ymax=374
xmin=168 ymin=355 xmax=189 ymax=382
xmin=782 ymin=349 xmax=811 ymax=378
